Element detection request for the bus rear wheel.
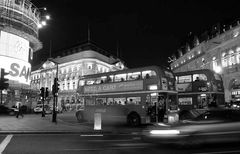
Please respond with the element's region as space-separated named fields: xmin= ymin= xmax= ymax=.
xmin=127 ymin=113 xmax=141 ymax=127
xmin=76 ymin=111 xmax=84 ymax=122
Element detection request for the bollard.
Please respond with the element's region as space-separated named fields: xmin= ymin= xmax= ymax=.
xmin=94 ymin=112 xmax=102 ymax=130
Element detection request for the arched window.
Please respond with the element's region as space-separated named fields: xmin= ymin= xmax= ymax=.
xmin=236 ymin=47 xmax=240 ymax=64
xmin=228 ymin=50 xmax=235 ymax=66
xmin=212 ymin=57 xmax=218 ymax=71
xmin=221 ymin=52 xmax=228 ymax=67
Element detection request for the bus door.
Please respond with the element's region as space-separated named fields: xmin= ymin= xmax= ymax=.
xmin=197 ymin=94 xmax=207 ymax=109
xmin=147 ymin=93 xmax=168 ymax=123
xmin=166 ymin=93 xmax=179 ymax=123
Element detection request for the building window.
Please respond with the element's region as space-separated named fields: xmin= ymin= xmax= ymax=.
xmin=228 ymin=50 xmax=235 ymax=66
xmin=221 ymin=52 xmax=228 ymax=67
xmin=67 ymin=83 xmax=70 ymax=90
xmin=236 ymin=47 xmax=240 ymax=64
xmin=73 ymin=82 xmax=75 ymax=89
xmin=87 ymin=63 xmax=93 ymax=70
xmin=212 ymin=57 xmax=218 ymax=71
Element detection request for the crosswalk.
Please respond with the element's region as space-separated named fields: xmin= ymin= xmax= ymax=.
xmin=0 ymin=135 xmax=13 ymax=154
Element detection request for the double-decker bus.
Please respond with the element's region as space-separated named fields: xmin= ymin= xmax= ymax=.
xmin=75 ymin=66 xmax=178 ymax=126
xmin=175 ymin=69 xmax=225 ymax=112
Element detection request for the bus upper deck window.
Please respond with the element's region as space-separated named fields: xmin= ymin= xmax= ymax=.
xmin=127 ymin=72 xmax=141 ymax=81
xmin=115 ymin=74 xmax=127 ymax=82
xmin=142 ymin=70 xmax=156 ymax=79
xmin=193 ymin=74 xmax=207 ymax=81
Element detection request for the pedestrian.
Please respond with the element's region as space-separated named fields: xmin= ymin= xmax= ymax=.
xmin=16 ymin=101 xmax=24 ymax=118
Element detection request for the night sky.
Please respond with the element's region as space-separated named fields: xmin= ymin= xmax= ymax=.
xmin=31 ymin=0 xmax=240 ymax=68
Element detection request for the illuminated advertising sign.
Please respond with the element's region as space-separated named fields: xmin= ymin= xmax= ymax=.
xmin=0 ymin=56 xmax=31 ymax=85
xmin=84 ymin=80 xmax=143 ymax=94
xmin=0 ymin=31 xmax=29 ymax=62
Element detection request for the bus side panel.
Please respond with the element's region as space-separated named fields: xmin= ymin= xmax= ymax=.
xmin=82 ymin=106 xmax=96 ymax=122
xmin=178 ymin=94 xmax=194 ymax=111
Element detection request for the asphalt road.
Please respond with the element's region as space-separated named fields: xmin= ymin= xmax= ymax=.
xmin=1 ymin=133 xmax=240 ymax=154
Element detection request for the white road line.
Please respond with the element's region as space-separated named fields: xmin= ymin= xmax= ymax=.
xmin=0 ymin=135 xmax=13 ymax=154
xmin=87 ymin=139 xmax=135 ymax=142
xmin=64 ymin=146 xmax=146 ymax=151
xmin=193 ymin=150 xmax=240 ymax=154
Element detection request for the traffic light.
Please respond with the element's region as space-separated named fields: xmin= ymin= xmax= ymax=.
xmin=52 ymin=84 xmax=55 ymax=96
xmin=40 ymin=87 xmax=45 ymax=99
xmin=54 ymin=78 xmax=59 ymax=95
xmin=45 ymin=87 xmax=49 ymax=98
xmin=0 ymin=68 xmax=9 ymax=90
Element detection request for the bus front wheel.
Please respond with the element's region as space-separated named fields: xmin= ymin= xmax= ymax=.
xmin=127 ymin=113 xmax=141 ymax=127
xmin=76 ymin=111 xmax=84 ymax=122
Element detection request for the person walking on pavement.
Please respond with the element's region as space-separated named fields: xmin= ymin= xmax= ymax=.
xmin=16 ymin=101 xmax=24 ymax=118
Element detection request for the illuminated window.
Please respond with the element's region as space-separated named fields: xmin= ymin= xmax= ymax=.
xmin=87 ymin=63 xmax=93 ymax=70
xmin=193 ymin=74 xmax=207 ymax=81
xmin=86 ymin=78 xmax=95 ymax=85
xmin=212 ymin=57 xmax=218 ymax=71
xmin=142 ymin=70 xmax=157 ymax=79
xmin=127 ymin=72 xmax=141 ymax=81
xmin=113 ymin=98 xmax=126 ymax=105
xmin=67 ymin=83 xmax=70 ymax=90
xmin=114 ymin=74 xmax=127 ymax=82
xmin=221 ymin=52 xmax=228 ymax=67
xmin=95 ymin=76 xmax=107 ymax=84
xmin=127 ymin=97 xmax=141 ymax=105
xmin=228 ymin=50 xmax=235 ymax=66
xmin=178 ymin=75 xmax=192 ymax=83
xmin=73 ymin=82 xmax=75 ymax=89
xmin=96 ymin=98 xmax=107 ymax=105
xmin=236 ymin=47 xmax=240 ymax=64
xmin=79 ymin=80 xmax=85 ymax=86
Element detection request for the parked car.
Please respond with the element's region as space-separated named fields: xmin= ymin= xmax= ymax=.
xmin=0 ymin=105 xmax=15 ymax=116
xmin=33 ymin=104 xmax=51 ymax=114
xmin=142 ymin=108 xmax=240 ymax=146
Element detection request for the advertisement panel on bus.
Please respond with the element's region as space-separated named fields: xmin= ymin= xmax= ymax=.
xmin=83 ymin=80 xmax=143 ymax=94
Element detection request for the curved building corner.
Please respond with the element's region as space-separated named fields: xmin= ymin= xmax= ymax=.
xmin=0 ymin=0 xmax=42 ymax=108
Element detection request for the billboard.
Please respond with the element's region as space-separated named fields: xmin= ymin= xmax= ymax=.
xmin=0 ymin=56 xmax=31 ymax=85
xmin=0 ymin=31 xmax=29 ymax=62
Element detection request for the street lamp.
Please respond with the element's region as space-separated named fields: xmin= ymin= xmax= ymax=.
xmin=48 ymin=58 xmax=59 ymax=122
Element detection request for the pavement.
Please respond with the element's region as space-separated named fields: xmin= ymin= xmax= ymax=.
xmin=0 ymin=111 xmax=146 ymax=134
xmin=0 ymin=112 xmax=106 ymax=134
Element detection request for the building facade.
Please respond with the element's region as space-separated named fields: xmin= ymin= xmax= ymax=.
xmin=0 ymin=0 xmax=42 ymax=108
xmin=170 ymin=21 xmax=240 ymax=103
xmin=31 ymin=43 xmax=126 ymax=111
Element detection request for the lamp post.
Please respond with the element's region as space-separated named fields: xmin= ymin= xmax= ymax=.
xmin=48 ymin=58 xmax=59 ymax=122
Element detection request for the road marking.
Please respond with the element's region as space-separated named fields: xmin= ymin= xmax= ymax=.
xmin=87 ymin=139 xmax=135 ymax=142
xmin=0 ymin=135 xmax=13 ymax=154
xmin=80 ymin=134 xmax=104 ymax=137
xmin=114 ymin=143 xmax=151 ymax=147
xmin=193 ymin=150 xmax=240 ymax=154
xmin=64 ymin=146 xmax=146 ymax=151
